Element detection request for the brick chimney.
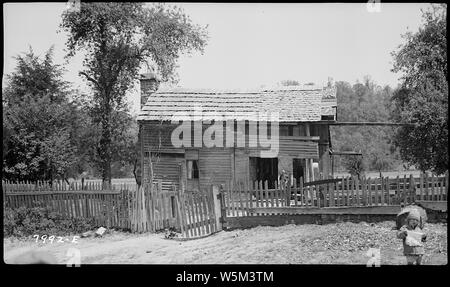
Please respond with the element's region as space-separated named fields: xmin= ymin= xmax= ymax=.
xmin=140 ymin=71 xmax=159 ymax=109
xmin=327 ymin=77 xmax=334 ymax=87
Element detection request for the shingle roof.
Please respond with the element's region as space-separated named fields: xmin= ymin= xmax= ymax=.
xmin=137 ymin=85 xmax=337 ymax=122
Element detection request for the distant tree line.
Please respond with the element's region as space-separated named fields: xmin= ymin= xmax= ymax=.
xmin=330 ymin=78 xmax=403 ymax=177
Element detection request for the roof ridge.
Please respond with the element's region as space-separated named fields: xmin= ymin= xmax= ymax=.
xmin=155 ymin=85 xmax=329 ymax=94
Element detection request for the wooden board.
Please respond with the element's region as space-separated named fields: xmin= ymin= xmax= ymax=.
xmin=415 ymin=200 xmax=447 ymax=212
xmin=223 ymin=214 xmax=397 ymax=230
xmin=248 ymin=205 xmax=401 ymax=215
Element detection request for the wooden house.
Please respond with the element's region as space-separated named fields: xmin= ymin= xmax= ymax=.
xmin=137 ymin=73 xmax=337 ymax=191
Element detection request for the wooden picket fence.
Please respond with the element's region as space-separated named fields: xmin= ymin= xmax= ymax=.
xmin=2 ymin=179 xmax=221 ymax=239
xmin=2 ymin=180 xmax=179 ymax=233
xmin=110 ymin=181 xmax=220 ymax=238
xmin=223 ymin=172 xmax=448 ymax=217
xmin=127 ymin=182 xmax=181 ymax=233
xmin=3 ymin=172 xmax=447 ymax=237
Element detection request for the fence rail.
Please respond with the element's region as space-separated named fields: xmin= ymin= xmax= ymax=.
xmin=2 ymin=180 xmax=136 ymax=192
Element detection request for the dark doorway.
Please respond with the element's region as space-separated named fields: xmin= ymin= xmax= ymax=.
xmin=293 ymin=158 xmax=305 ymax=186
xmin=249 ymin=157 xmax=278 ymax=188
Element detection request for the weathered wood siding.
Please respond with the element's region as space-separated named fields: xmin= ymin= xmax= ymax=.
xmin=142 ymin=121 xmax=322 ymax=154
xmin=279 ymin=138 xmax=319 ymax=158
xmin=234 ymin=149 xmax=250 ymax=185
xmin=247 ymin=140 xmax=318 ymax=158
xmin=198 ymin=148 xmax=232 ymax=190
xmin=317 ymin=124 xmax=331 ymax=178
xmin=150 ymin=154 xmax=184 ymax=191
xmin=140 ymin=121 xmax=331 ymax=189
xmin=142 ymin=123 xmax=184 ymax=153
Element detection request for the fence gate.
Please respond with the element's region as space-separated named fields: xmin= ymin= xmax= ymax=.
xmin=175 ymin=185 xmax=223 ymax=239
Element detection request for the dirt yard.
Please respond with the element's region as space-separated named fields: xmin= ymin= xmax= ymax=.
xmin=3 ymin=221 xmax=447 ymax=265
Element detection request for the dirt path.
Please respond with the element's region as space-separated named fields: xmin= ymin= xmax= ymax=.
xmin=4 ymin=221 xmax=447 ymax=265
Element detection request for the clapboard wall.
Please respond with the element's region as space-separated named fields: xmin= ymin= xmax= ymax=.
xmin=140 ymin=121 xmax=331 ymax=191
xmin=151 ymin=154 xmax=184 ymax=191
xmin=198 ymin=148 xmax=233 ymax=190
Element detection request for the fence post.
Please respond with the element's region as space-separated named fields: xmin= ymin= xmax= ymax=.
xmin=85 ymin=195 xmax=89 ymax=218
xmin=385 ymin=176 xmax=390 ymax=205
xmin=445 ymin=171 xmax=449 ymax=201
xmin=287 ymin=180 xmax=291 ymax=207
xmin=409 ymin=174 xmax=415 ymax=204
xmin=431 ymin=173 xmax=436 ymax=200
xmin=355 ymin=177 xmax=360 ymax=207
xmin=212 ymin=185 xmax=223 ymax=231
xmin=175 ymin=189 xmax=187 ymax=237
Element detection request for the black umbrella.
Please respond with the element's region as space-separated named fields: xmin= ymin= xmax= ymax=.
xmin=396 ymin=204 xmax=427 ymax=230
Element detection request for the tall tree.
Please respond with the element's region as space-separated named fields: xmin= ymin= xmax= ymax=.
xmin=2 ymin=47 xmax=79 ymax=182
xmin=75 ymin=92 xmax=140 ymax=179
xmin=60 ymin=2 xmax=208 ymax=183
xmin=391 ymin=4 xmax=447 ymax=174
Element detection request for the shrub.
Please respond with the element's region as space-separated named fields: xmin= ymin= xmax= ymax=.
xmin=3 ymin=205 xmax=96 ymax=237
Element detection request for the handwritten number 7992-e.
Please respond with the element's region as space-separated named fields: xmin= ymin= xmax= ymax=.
xmin=33 ymin=234 xmax=79 ymax=244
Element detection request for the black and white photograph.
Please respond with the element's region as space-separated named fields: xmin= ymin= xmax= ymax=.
xmin=2 ymin=1 xmax=447 ymax=271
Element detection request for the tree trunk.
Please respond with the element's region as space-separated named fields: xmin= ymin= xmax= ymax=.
xmin=100 ymin=130 xmax=112 ymax=185
xmin=134 ymin=126 xmax=143 ymax=187
xmin=133 ymin=158 xmax=141 ymax=186
xmin=99 ymin=99 xmax=112 ymax=186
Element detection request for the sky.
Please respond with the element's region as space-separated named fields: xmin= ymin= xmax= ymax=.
xmin=3 ymin=2 xmax=431 ymax=114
